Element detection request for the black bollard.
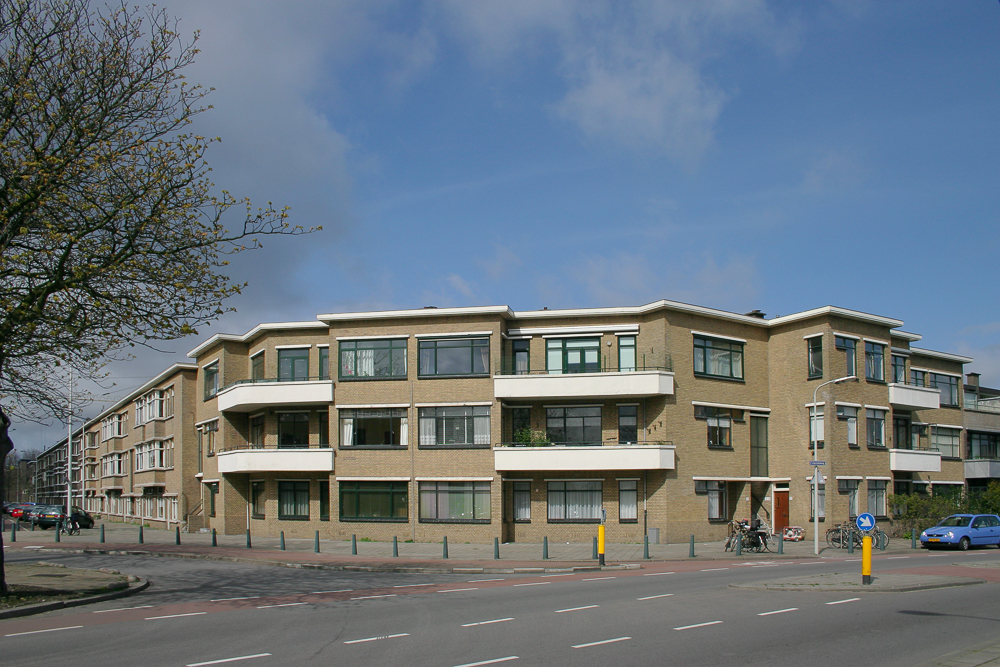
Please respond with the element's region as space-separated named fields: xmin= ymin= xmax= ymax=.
xmin=644 ymin=534 xmax=650 ymax=560
xmin=246 ymin=529 xmax=252 ymax=549
xmin=592 ymin=536 xmax=598 ymax=560
xmin=689 ymin=535 xmax=695 ymax=558
xmin=212 ymin=528 xmax=217 ymax=547
xmin=542 ymin=536 xmax=549 ymax=560
xmin=735 ymin=534 xmax=742 ymax=556
xmin=100 ymin=524 xmax=105 ymax=544
xmin=10 ymin=521 xmax=15 ymax=543
xmin=777 ymin=533 xmax=784 ymax=555
xmin=314 ymin=530 xmax=320 ymax=553
xmin=351 ymin=534 xmax=357 ymax=555
xmin=175 ymin=526 xmax=181 ymax=545
xmin=442 ymin=535 xmax=449 ymax=559
xmin=55 ymin=520 xmax=61 ymax=542
xmin=392 ymin=535 xmax=398 ymax=557
xmin=139 ymin=525 xmax=144 ymax=545
xmin=280 ymin=531 xmax=285 ymax=551
xmin=494 ymin=537 xmax=500 ymax=560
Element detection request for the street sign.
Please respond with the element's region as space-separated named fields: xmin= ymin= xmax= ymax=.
xmin=856 ymin=513 xmax=876 ymax=531
xmin=809 ymin=461 xmax=826 ymax=466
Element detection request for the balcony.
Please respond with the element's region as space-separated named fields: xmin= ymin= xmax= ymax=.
xmin=494 ymin=368 xmax=674 ymax=401
xmin=217 ymin=447 xmax=335 ymax=474
xmin=888 ymin=382 xmax=940 ymax=411
xmin=494 ymin=442 xmax=675 ymax=472
xmin=966 ymin=397 xmax=1000 ymax=414
xmin=889 ymin=448 xmax=942 ymax=473
xmin=216 ymin=378 xmax=334 ymax=412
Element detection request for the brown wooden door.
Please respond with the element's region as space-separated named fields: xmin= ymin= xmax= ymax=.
xmin=774 ymin=490 xmax=790 ymax=532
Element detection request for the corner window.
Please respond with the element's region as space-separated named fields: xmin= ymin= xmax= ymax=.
xmin=419 ymin=338 xmax=489 ymax=376
xmin=835 ymin=336 xmax=856 ymax=376
xmin=319 ymin=347 xmax=329 ymax=381
xmin=836 ymin=405 xmax=858 ymax=446
xmin=618 ymin=405 xmax=638 ymax=444
xmin=808 ymin=406 xmax=824 ymax=448
xmin=695 ymin=405 xmax=743 ymax=448
xmin=419 ymin=481 xmax=491 ymax=522
xmin=511 ymin=339 xmax=529 ymax=375
xmin=251 ymin=481 xmax=265 ymax=518
xmin=513 ymin=482 xmax=531 ymax=522
xmin=618 ymin=336 xmax=636 ymax=372
xmin=199 ymin=420 xmax=218 ymax=456
xmin=546 ymin=338 xmax=600 ymax=374
xmin=693 ymin=336 xmax=744 ymax=380
xmin=807 ymin=336 xmax=823 ymax=379
xmin=864 ymin=342 xmax=885 ymax=382
xmin=619 ymin=480 xmax=638 ymax=523
xmin=419 ymin=406 xmax=490 ymax=446
xmin=930 ymin=373 xmax=959 ymax=407
xmin=251 ymin=353 xmax=264 ymax=381
xmin=867 ymin=480 xmax=887 ymax=517
xmin=339 ymin=481 xmax=408 ymax=522
xmin=910 ymin=369 xmax=926 ymax=387
xmin=891 ymin=355 xmax=906 ymax=383
xmin=204 ymin=363 xmax=219 ymax=400
xmin=866 ymin=409 xmax=886 ymax=448
xmin=340 ymin=339 xmax=406 ymax=379
xmin=750 ymin=416 xmax=768 ymax=477
xmin=341 ymin=408 xmax=408 ymax=447
xmin=249 ymin=414 xmax=265 ymax=448
xmin=277 ymin=412 xmax=309 ymax=448
xmin=547 ymin=481 xmax=601 ymax=522
xmin=278 ymin=481 xmax=309 ymax=520
xmin=546 ymin=406 xmax=601 ymax=445
xmin=278 ymin=348 xmax=309 ymax=381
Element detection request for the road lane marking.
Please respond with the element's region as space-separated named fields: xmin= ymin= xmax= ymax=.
xmin=394 ymin=583 xmax=437 ymax=587
xmin=186 ymin=654 xmax=272 ymax=667
xmin=146 ymin=612 xmax=208 ymax=620
xmin=758 ymin=608 xmax=798 ymax=616
xmin=452 ymin=657 xmax=519 ymax=667
xmin=798 ymin=562 xmax=825 ymax=565
xmin=826 ymin=598 xmax=860 ymax=605
xmin=582 ymin=576 xmax=615 ymax=581
xmin=311 ymin=589 xmax=351 ymax=594
xmin=573 ymin=637 xmax=631 ymax=648
xmin=674 ymin=621 xmax=723 ymax=631
xmin=700 ymin=568 xmax=728 ymax=572
xmin=439 ymin=588 xmax=479 ymax=593
xmin=555 ymin=605 xmax=599 ymax=613
xmin=513 ymin=582 xmax=550 ymax=587
xmin=637 ymin=593 xmax=674 ymax=600
xmin=343 ymin=633 xmax=409 ymax=644
xmin=211 ymin=596 xmax=260 ymax=602
xmin=541 ymin=573 xmax=573 ymax=578
xmin=888 ymin=556 xmax=910 ymax=559
xmin=643 ymin=572 xmax=674 ymax=576
xmin=845 ymin=559 xmax=861 ymax=562
xmin=5 ymin=626 xmax=83 ymax=637
xmin=93 ymin=605 xmax=154 ymax=613
xmin=257 ymin=602 xmax=306 ymax=609
xmin=350 ymin=594 xmax=397 ymax=600
xmin=462 ymin=618 xmax=514 ymax=627
xmin=468 ymin=579 xmax=504 ymax=583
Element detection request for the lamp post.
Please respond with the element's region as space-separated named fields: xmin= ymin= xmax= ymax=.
xmin=812 ymin=375 xmax=858 ymax=555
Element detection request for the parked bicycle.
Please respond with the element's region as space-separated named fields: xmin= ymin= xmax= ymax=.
xmin=825 ymin=521 xmax=889 ymax=550
xmin=724 ymin=517 xmax=771 ymax=553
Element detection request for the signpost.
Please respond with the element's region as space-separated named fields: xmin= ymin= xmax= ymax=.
xmin=856 ymin=513 xmax=876 ymax=585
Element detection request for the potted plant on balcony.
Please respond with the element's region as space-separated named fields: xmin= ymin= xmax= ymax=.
xmin=513 ymin=428 xmax=550 ymax=447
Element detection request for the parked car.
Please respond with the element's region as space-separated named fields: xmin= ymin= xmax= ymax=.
xmin=920 ymin=514 xmax=1000 ymax=550
xmin=9 ymin=502 xmax=35 ymax=519
xmin=33 ymin=505 xmax=94 ymax=530
xmin=27 ymin=504 xmax=61 ymax=527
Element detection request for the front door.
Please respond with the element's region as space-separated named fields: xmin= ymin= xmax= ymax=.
xmin=774 ymin=490 xmax=790 ymax=532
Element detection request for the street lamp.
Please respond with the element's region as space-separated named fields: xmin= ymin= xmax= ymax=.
xmin=812 ymin=375 xmax=858 ymax=555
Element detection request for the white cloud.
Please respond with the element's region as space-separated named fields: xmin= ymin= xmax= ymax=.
xmin=479 ymin=244 xmax=524 ymax=282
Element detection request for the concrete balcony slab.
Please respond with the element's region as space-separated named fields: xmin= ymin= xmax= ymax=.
xmin=217 ymin=380 xmax=333 ymax=412
xmin=888 ymin=383 xmax=940 ymax=411
xmin=217 ymin=448 xmax=335 ymax=473
xmin=494 ymin=371 xmax=674 ymax=400
xmin=889 ymin=448 xmax=942 ymax=473
xmin=494 ymin=444 xmax=675 ymax=472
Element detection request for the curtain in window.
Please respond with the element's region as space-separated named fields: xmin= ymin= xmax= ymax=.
xmin=619 ymin=481 xmax=637 ymax=520
xmin=399 ymin=417 xmax=408 ymax=448
xmin=341 ymin=417 xmax=354 ymax=446
xmin=474 ymin=412 xmax=490 ymax=445
xmin=809 ymin=407 xmax=824 ymax=442
xmin=513 ymin=482 xmax=530 ymax=520
xmin=357 ymin=348 xmax=375 ymax=376
xmin=419 ymin=415 xmax=436 ymax=445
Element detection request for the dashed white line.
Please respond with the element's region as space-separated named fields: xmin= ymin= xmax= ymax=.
xmin=637 ymin=593 xmax=674 ymax=601
xmin=350 ymin=594 xmax=397 ymax=600
xmin=468 ymin=578 xmax=505 ymax=583
xmin=146 ymin=612 xmax=208 ymax=621
xmin=555 ymin=605 xmax=599 ymax=613
xmin=257 ymin=602 xmax=306 ymax=609
xmin=513 ymin=582 xmax=550 ymax=587
xmin=93 ymin=605 xmax=154 ymax=613
xmin=393 ymin=583 xmax=437 ymax=588
xmin=826 ymin=598 xmax=860 ymax=605
xmin=674 ymin=621 xmax=723 ymax=631
xmin=5 ymin=626 xmax=83 ymax=637
xmin=540 ymin=573 xmax=573 ymax=578
xmin=643 ymin=572 xmax=674 ymax=576
xmin=186 ymin=654 xmax=272 ymax=667
xmin=700 ymin=568 xmax=728 ymax=572
xmin=888 ymin=556 xmax=910 ymax=560
xmin=211 ymin=596 xmax=260 ymax=602
xmin=439 ymin=588 xmax=479 ymax=593
xmin=582 ymin=576 xmax=615 ymax=581
xmin=452 ymin=657 xmax=519 ymax=667
xmin=758 ymin=608 xmax=798 ymax=616
xmin=462 ymin=618 xmax=514 ymax=627
xmin=343 ymin=633 xmax=409 ymax=644
xmin=573 ymin=637 xmax=631 ymax=648
xmin=311 ymin=589 xmax=352 ymax=594
xmin=845 ymin=559 xmax=862 ymax=562
xmin=798 ymin=562 xmax=825 ymax=565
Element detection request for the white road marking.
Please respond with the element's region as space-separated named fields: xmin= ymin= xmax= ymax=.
xmin=845 ymin=559 xmax=862 ymax=562
xmin=513 ymin=582 xmax=550 ymax=587
xmin=146 ymin=612 xmax=208 ymax=620
xmin=798 ymin=562 xmax=825 ymax=565
xmin=343 ymin=633 xmax=409 ymax=644
xmin=643 ymin=572 xmax=674 ymax=576
xmin=350 ymin=594 xmax=397 ymax=600
xmin=311 ymin=589 xmax=351 ymax=594
xmin=758 ymin=608 xmax=798 ymax=616
xmin=540 ymin=573 xmax=573 ymax=578
xmin=555 ymin=605 xmax=599 ymax=613
xmin=393 ymin=583 xmax=436 ymax=588
xmin=468 ymin=578 xmax=504 ymax=583
xmin=256 ymin=602 xmax=306 ymax=609
xmin=211 ymin=596 xmax=260 ymax=602
xmin=700 ymin=568 xmax=728 ymax=572
xmin=462 ymin=618 xmax=514 ymax=627
xmin=5 ymin=626 xmax=83 ymax=637
xmin=573 ymin=637 xmax=631 ymax=648
xmin=637 ymin=593 xmax=674 ymax=601
xmin=582 ymin=576 xmax=615 ymax=581
xmin=452 ymin=657 xmax=519 ymax=667
xmin=21 ymin=546 xmax=44 ymax=549
xmin=439 ymin=588 xmax=479 ymax=593
xmin=888 ymin=556 xmax=910 ymax=559
xmin=826 ymin=598 xmax=860 ymax=605
xmin=93 ymin=605 xmax=153 ymax=613
xmin=186 ymin=654 xmax=272 ymax=667
xmin=674 ymin=621 xmax=723 ymax=630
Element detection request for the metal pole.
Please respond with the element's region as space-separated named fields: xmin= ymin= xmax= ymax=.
xmin=175 ymin=526 xmax=181 ymax=545
xmin=442 ymin=535 xmax=449 ymax=559
xmin=542 ymin=536 xmax=548 ymax=560
xmin=494 ymin=537 xmax=500 ymax=560
xmin=212 ymin=528 xmax=217 ymax=546
xmin=139 ymin=525 xmax=144 ymax=544
xmin=862 ymin=535 xmax=872 ymax=585
xmin=598 ymin=524 xmax=606 ymax=566
xmin=811 ymin=375 xmax=857 ymax=556
xmin=67 ymin=369 xmax=73 ymax=524
xmin=592 ymin=536 xmax=598 ymax=560
xmin=280 ymin=531 xmax=285 ymax=551
xmin=314 ymin=530 xmax=320 ymax=553
xmin=392 ymin=535 xmax=398 ymax=557
xmin=644 ymin=534 xmax=650 ymax=560
xmin=100 ymin=523 xmax=105 ymax=543
xmin=689 ymin=534 xmax=695 ymax=558
xmin=351 ymin=533 xmax=356 ymax=555
xmin=246 ymin=529 xmax=252 ymax=549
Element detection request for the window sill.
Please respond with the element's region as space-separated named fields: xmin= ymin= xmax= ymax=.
xmin=547 ymin=519 xmax=601 ymax=524
xmin=251 ymin=514 xmax=265 ymax=520
xmin=707 ymin=445 xmax=734 ymax=451
xmin=807 ymin=375 xmax=824 ymax=381
xmin=278 ymin=516 xmax=310 ymax=521
xmin=941 ymin=456 xmax=962 ymax=461
xmin=620 ymin=519 xmax=638 ymax=524
xmin=339 ymin=517 xmax=409 ymax=523
xmin=337 ymin=376 xmax=408 ymax=382
xmin=417 ymin=374 xmax=491 ymax=380
xmin=339 ymin=445 xmax=407 ymax=450
xmin=320 ymin=516 xmax=330 ymax=522
xmin=865 ymin=379 xmax=886 ymax=385
xmin=418 ymin=444 xmax=491 ymax=450
xmin=693 ymin=373 xmax=745 ymax=383
xmin=708 ymin=518 xmax=728 ymax=524
xmin=867 ymin=445 xmax=888 ymax=450
xmin=513 ymin=520 xmax=531 ymax=524
xmin=419 ymin=519 xmax=491 ymax=524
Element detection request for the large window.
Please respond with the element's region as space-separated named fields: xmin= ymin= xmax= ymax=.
xmin=419 ymin=338 xmax=489 ymax=376
xmin=101 ymin=413 xmax=127 ymax=441
xmin=135 ymin=388 xmax=174 ymax=425
xmin=511 ymin=339 xmax=529 ymax=375
xmin=339 ymin=339 xmax=406 ymax=379
xmin=696 ymin=481 xmax=727 ymax=521
xmin=278 ymin=481 xmax=309 ymax=520
xmin=810 ymin=482 xmax=826 ymax=521
xmin=837 ymin=406 xmax=858 ymax=446
xmin=319 ymin=347 xmax=329 ymax=381
xmin=618 ymin=336 xmax=636 ymax=372
xmin=249 ymin=414 xmax=265 ymax=448
xmin=865 ymin=342 xmax=885 ymax=381
xmin=546 ymin=406 xmax=601 ymax=445
xmin=199 ymin=420 xmax=218 ymax=456
xmin=341 ymin=408 xmax=407 ymax=447
xmin=930 ymin=373 xmax=960 ymax=407
xmin=618 ymin=405 xmax=638 ymax=444
xmin=419 ymin=481 xmax=491 ymax=522
xmin=251 ymin=353 xmax=264 ymax=380
xmin=619 ymin=480 xmax=637 ymax=522
xmin=838 ymin=479 xmax=860 ymax=517
xmin=808 ymin=406 xmax=824 ymax=448
xmin=807 ymin=336 xmax=823 ymax=379
xmin=695 ymin=406 xmax=743 ymax=448
xmin=204 ymin=362 xmax=219 ymax=399
xmin=693 ymin=336 xmax=744 ymax=380
xmin=339 ymin=481 xmax=408 ymax=521
xmin=891 ymin=355 xmax=906 ymax=383
xmin=278 ymin=348 xmax=309 ymax=381
xmin=866 ymin=409 xmax=886 ymax=447
xmin=278 ymin=412 xmax=309 ymax=447
xmin=867 ymin=480 xmax=887 ymax=517
xmin=251 ymin=481 xmax=265 ymax=518
xmin=419 ymin=406 xmax=490 ymax=446
xmin=911 ymin=369 xmax=926 ymax=387
xmin=547 ymin=481 xmax=602 ymax=522
xmin=932 ymin=426 xmax=961 ymax=458
xmin=513 ymin=482 xmax=530 ymax=522
xmin=835 ymin=336 xmax=856 ymax=376
xmin=134 ymin=440 xmax=173 ymax=471
xmin=547 ymin=338 xmax=600 ymax=374
xmin=750 ymin=416 xmax=768 ymax=477
xmin=968 ymin=431 xmax=997 ymax=460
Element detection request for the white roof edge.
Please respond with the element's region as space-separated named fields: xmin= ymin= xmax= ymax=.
xmin=892 ymin=330 xmax=923 ymax=342
xmin=186 ymin=321 xmax=328 ymax=357
xmin=767 ymin=305 xmax=904 ymax=329
xmin=513 ymin=300 xmax=771 ymax=326
xmin=318 ymin=305 xmax=514 ymax=321
xmin=909 ymin=347 xmax=974 ymax=364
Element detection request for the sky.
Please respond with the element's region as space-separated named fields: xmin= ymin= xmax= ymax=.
xmin=13 ymin=0 xmax=1000 ymax=454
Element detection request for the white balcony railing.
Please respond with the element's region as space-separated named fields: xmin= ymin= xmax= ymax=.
xmin=889 ymin=448 xmax=942 ymax=473
xmin=217 ymin=447 xmax=335 ymax=474
xmin=494 ymin=443 xmax=675 ymax=472
xmin=216 ymin=379 xmax=334 ymax=412
xmin=494 ymin=370 xmax=674 ymax=400
xmin=888 ymin=383 xmax=940 ymax=411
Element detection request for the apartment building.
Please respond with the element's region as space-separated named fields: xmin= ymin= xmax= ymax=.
xmin=34 ymin=299 xmax=990 ymax=543
xmin=963 ymin=373 xmax=1000 ymax=494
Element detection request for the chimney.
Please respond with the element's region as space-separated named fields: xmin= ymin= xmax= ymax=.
xmin=967 ymin=372 xmax=980 ymax=388
xmin=744 ymin=310 xmax=766 ymax=319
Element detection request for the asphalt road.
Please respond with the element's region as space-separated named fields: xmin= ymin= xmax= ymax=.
xmin=3 ymin=549 xmax=1000 ymax=666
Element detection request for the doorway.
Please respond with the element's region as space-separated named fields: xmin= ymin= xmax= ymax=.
xmin=773 ymin=489 xmax=790 ymax=533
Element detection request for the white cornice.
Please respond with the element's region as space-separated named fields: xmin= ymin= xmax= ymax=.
xmin=893 ymin=330 xmax=923 ymax=342
xmin=186 ymin=321 xmax=328 ymax=358
xmin=909 ymin=347 xmax=973 ymax=364
xmin=768 ymin=306 xmax=903 ymax=329
xmin=318 ymin=305 xmax=514 ymax=321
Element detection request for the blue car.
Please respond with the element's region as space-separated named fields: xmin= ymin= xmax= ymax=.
xmin=920 ymin=514 xmax=1000 ymax=550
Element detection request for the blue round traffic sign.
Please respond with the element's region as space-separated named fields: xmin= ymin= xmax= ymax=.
xmin=855 ymin=513 xmax=876 ymax=531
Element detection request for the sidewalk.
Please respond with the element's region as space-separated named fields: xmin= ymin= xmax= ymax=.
xmin=0 ymin=561 xmax=148 ymax=620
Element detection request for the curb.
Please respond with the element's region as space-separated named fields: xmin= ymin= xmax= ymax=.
xmin=729 ymin=578 xmax=985 ymax=593
xmin=0 ymin=577 xmax=150 ymax=620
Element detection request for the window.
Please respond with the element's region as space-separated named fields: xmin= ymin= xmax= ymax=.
xmin=513 ymin=482 xmax=530 ymax=522
xmin=419 ymin=337 xmax=489 ymax=376
xmin=693 ymin=336 xmax=744 ymax=380
xmin=101 ymin=413 xmax=127 ymax=441
xmin=933 ymin=483 xmax=963 ymax=501
xmin=278 ymin=348 xmax=309 ymax=381
xmin=340 ymin=339 xmax=406 ymax=379
xmin=930 ymin=373 xmax=960 ymax=407
xmin=419 ymin=481 xmax=491 ymax=522
xmin=341 ymin=409 xmax=408 ymax=447
xmin=319 ymin=347 xmax=329 ymax=381
xmin=339 ymin=481 xmax=408 ymax=521
xmin=278 ymin=413 xmax=309 ymax=447
xmin=546 ymin=338 xmax=600 ymax=374
xmin=837 ymin=405 xmax=858 ymax=446
xmin=809 ymin=406 xmax=824 ymax=447
xmin=891 ymin=355 xmax=906 ymax=383
xmin=204 ymin=362 xmax=219 ymax=399
xmin=695 ymin=406 xmax=743 ymax=448
xmin=619 ymin=336 xmax=636 ymax=372
xmin=619 ymin=480 xmax=638 ymax=522
xmin=893 ymin=417 xmax=911 ymax=450
xmin=278 ymin=481 xmax=309 ymax=520
xmin=911 ymin=369 xmax=926 ymax=387
xmin=251 ymin=481 xmax=265 ymax=518
xmin=864 ymin=342 xmax=884 ymax=381
xmin=134 ymin=440 xmax=173 ymax=471
xmin=135 ymin=389 xmax=171 ymax=425
xmin=835 ymin=336 xmax=856 ymax=376
xmin=546 ymin=406 xmax=601 ymax=445
xmin=969 ymin=431 xmax=999 ymax=460
xmin=511 ymin=407 xmax=531 ymax=441
xmin=207 ymin=482 xmax=218 ymax=517
xmin=750 ymin=416 xmax=768 ymax=477
xmin=810 ymin=482 xmax=825 ymax=521
xmin=547 ymin=481 xmax=602 ymax=522
xmin=697 ymin=481 xmax=727 ymax=521
xmin=320 ymin=481 xmax=330 ymax=521
xmin=838 ymin=479 xmax=860 ymax=517
xmin=101 ymin=453 xmax=124 ymax=477
xmin=251 ymin=353 xmax=264 ymax=380
xmin=318 ymin=411 xmax=329 ymax=446
xmin=808 ymin=336 xmax=823 ymax=378
xmin=418 ymin=406 xmax=490 ymax=446
xmin=618 ymin=405 xmax=638 ymax=444
xmin=867 ymin=480 xmax=887 ymax=517
xmin=511 ymin=339 xmax=529 ymax=375
xmin=199 ymin=420 xmax=218 ymax=455
xmin=249 ymin=414 xmax=265 ymax=448
xmin=866 ymin=409 xmax=885 ymax=447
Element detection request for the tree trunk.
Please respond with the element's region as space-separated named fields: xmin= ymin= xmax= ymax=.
xmin=0 ymin=406 xmax=13 ymax=596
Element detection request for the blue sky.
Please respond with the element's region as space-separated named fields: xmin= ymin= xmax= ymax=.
xmin=15 ymin=0 xmax=1000 ymax=451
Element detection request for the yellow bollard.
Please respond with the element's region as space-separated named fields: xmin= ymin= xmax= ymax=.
xmin=862 ymin=535 xmax=872 ymax=585
xmin=598 ymin=524 xmax=606 ymax=566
